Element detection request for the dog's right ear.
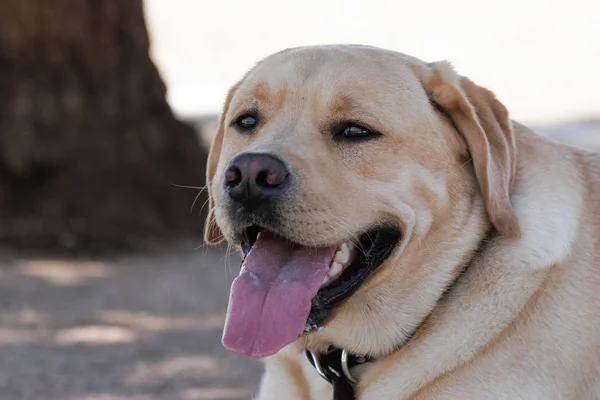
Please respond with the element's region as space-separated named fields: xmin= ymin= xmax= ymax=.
xmin=204 ymin=83 xmax=240 ymax=245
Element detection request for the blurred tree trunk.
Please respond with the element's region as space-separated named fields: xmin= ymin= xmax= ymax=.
xmin=0 ymin=1 xmax=207 ymax=250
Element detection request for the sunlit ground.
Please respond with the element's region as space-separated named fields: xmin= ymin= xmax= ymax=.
xmin=0 ymin=243 xmax=259 ymax=400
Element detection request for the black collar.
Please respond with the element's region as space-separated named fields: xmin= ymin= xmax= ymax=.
xmin=305 ymin=347 xmax=373 ymax=400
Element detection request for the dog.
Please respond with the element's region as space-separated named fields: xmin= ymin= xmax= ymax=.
xmin=204 ymin=45 xmax=600 ymax=399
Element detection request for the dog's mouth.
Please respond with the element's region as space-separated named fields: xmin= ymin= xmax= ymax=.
xmin=222 ymin=225 xmax=400 ymax=358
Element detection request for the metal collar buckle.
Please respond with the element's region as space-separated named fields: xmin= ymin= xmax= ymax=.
xmin=306 ymin=348 xmax=368 ymax=385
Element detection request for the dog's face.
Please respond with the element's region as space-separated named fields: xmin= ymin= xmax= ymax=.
xmin=206 ymin=45 xmax=520 ymax=358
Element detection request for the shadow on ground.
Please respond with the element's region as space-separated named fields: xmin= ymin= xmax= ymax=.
xmin=0 ymin=244 xmax=261 ymax=400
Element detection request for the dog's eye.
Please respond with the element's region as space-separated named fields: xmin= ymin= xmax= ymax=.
xmin=343 ymin=125 xmax=370 ymax=138
xmin=332 ymin=122 xmax=378 ymax=141
xmin=235 ymin=115 xmax=257 ymax=130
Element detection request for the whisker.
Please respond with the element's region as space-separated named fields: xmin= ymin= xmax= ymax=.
xmin=327 ymin=215 xmax=368 ymax=256
xmin=172 ymin=183 xmax=207 ymax=190
xmin=194 ymin=242 xmax=207 ymax=251
xmin=335 ymin=215 xmax=368 ymax=254
xmin=225 ymin=243 xmax=234 ymax=280
xmin=171 ymin=182 xmax=210 ymax=214
xmin=189 ymin=190 xmax=205 ymax=214
xmin=197 ymin=196 xmax=212 ymax=216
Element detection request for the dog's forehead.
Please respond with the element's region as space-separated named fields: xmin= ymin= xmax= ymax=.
xmin=234 ymin=45 xmax=428 ymax=109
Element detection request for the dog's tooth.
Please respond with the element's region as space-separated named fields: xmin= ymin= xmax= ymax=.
xmin=334 ymin=243 xmax=351 ymax=265
xmin=322 ymin=276 xmax=329 ymax=285
xmin=333 ymin=252 xmax=342 ymax=264
xmin=329 ymin=262 xmax=342 ymax=277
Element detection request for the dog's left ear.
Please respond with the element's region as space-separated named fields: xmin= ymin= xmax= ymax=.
xmin=204 ymin=83 xmax=240 ymax=245
xmin=412 ymin=61 xmax=521 ymax=239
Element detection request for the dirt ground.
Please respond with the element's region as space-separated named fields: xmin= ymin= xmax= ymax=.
xmin=0 ymin=243 xmax=262 ymax=400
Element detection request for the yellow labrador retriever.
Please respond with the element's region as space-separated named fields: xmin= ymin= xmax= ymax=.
xmin=204 ymin=45 xmax=600 ymax=400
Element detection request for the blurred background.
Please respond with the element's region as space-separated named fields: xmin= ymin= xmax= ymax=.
xmin=0 ymin=0 xmax=598 ymax=399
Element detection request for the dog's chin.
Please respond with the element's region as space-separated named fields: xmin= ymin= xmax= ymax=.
xmin=240 ymin=224 xmax=402 ymax=330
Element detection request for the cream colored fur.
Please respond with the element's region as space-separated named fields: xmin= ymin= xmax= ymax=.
xmin=205 ymin=45 xmax=600 ymax=400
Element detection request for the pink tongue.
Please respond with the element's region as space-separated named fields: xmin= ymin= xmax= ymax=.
xmin=222 ymin=231 xmax=336 ymax=357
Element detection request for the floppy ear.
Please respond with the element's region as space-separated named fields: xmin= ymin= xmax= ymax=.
xmin=412 ymin=61 xmax=521 ymax=239
xmin=204 ymin=83 xmax=240 ymax=245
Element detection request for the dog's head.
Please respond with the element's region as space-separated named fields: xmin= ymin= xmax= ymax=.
xmin=205 ymin=45 xmax=520 ymax=358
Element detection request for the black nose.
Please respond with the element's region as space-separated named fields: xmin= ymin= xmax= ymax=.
xmin=224 ymin=153 xmax=289 ymax=208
